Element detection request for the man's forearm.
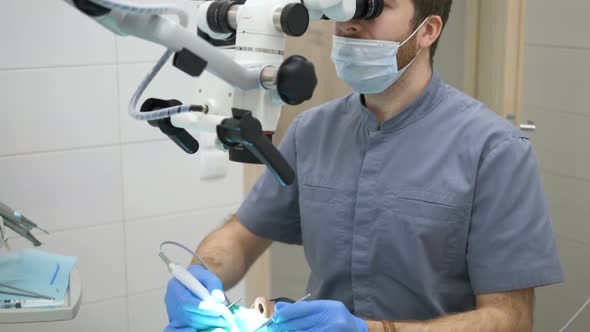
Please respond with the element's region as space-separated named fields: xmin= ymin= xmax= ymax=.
xmin=366 ymin=306 xmax=531 ymax=332
xmin=191 ymin=216 xmax=272 ymax=290
xmin=194 ymin=232 xmax=247 ymax=290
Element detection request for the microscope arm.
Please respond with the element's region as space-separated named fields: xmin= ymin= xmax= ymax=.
xmin=64 ymin=0 xmax=262 ymax=90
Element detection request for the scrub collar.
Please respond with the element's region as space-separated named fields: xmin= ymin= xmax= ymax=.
xmin=355 ymin=72 xmax=446 ymax=132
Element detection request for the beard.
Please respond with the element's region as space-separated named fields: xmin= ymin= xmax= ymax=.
xmin=396 ymin=32 xmax=421 ymax=70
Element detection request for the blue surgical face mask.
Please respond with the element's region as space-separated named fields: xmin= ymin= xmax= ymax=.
xmin=331 ymin=18 xmax=429 ymax=94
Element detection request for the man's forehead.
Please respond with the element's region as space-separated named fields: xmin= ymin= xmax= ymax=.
xmin=384 ymin=0 xmax=411 ymax=8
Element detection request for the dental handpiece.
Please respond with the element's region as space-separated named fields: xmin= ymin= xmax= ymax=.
xmin=159 ymin=252 xmax=233 ymax=321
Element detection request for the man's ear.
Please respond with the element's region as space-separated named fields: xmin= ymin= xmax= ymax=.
xmin=418 ymin=15 xmax=444 ymax=49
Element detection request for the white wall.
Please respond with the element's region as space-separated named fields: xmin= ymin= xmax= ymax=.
xmin=433 ymin=0 xmax=465 ymax=90
xmin=0 ymin=1 xmax=245 ymax=331
xmin=522 ymin=0 xmax=590 ymax=330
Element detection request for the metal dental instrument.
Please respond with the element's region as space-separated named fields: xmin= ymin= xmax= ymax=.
xmin=0 ymin=218 xmax=8 ymax=249
xmin=0 ymin=290 xmax=53 ymax=300
xmin=159 ymin=251 xmax=234 ymax=322
xmin=0 ymin=201 xmax=48 ymax=246
xmin=0 ymin=201 xmax=49 ymax=234
xmin=227 ymin=297 xmax=242 ymax=310
xmin=251 ymin=293 xmax=311 ymax=332
xmin=160 ymin=240 xmax=234 ymax=306
xmin=2 ymin=219 xmax=42 ymax=247
xmin=0 ymin=282 xmax=55 ymax=301
xmin=190 ymin=251 xmax=233 ymax=306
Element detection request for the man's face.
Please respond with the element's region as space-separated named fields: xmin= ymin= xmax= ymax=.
xmin=333 ymin=0 xmax=421 ymax=69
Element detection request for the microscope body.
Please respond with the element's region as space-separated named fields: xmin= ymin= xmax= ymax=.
xmin=63 ymin=0 xmax=384 ymax=185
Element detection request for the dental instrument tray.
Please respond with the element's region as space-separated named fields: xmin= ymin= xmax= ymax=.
xmin=0 ymin=267 xmax=81 ymax=323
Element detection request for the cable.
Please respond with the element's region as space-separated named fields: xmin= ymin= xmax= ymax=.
xmin=558 ymin=295 xmax=590 ymax=332
xmin=126 ymin=45 xmax=230 ymax=121
xmin=86 ymin=1 xmax=201 ymax=121
xmin=160 ymin=240 xmax=211 ymax=269
xmin=93 ymin=1 xmax=238 ymax=122
xmin=127 ymin=49 xmax=199 ymax=121
xmin=160 ymin=240 xmax=232 ymax=305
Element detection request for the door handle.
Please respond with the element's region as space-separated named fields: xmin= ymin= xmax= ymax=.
xmin=520 ymin=120 xmax=536 ymax=132
xmin=506 ymin=115 xmax=536 ymax=132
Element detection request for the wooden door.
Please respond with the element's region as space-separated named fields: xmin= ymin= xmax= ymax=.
xmin=467 ymin=0 xmax=528 ymax=125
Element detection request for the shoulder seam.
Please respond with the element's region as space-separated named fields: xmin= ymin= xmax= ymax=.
xmin=481 ymin=135 xmax=529 ymax=164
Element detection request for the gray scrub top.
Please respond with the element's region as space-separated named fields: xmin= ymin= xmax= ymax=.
xmin=236 ymin=73 xmax=563 ymax=320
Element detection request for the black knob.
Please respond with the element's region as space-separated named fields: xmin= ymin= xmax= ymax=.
xmin=276 ymin=55 xmax=317 ymax=105
xmin=207 ymin=0 xmax=238 ymax=34
xmin=280 ymin=3 xmax=310 ymax=37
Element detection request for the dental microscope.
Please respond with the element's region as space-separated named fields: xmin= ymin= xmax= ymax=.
xmin=63 ymin=0 xmax=384 ymax=185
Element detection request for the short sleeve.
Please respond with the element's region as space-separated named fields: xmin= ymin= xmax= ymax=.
xmin=236 ymin=115 xmax=302 ymax=244
xmin=467 ymin=136 xmax=564 ymax=294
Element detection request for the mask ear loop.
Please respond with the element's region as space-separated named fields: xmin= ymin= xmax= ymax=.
xmin=400 ymin=16 xmax=430 ymax=47
xmin=395 ymin=16 xmax=429 ymax=74
xmin=403 ymin=48 xmax=422 ymax=68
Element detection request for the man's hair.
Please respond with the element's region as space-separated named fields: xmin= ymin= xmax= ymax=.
xmin=411 ymin=0 xmax=453 ymax=64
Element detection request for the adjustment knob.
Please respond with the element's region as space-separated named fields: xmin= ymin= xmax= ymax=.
xmin=278 ymin=3 xmax=309 ymax=37
xmin=276 ymin=55 xmax=317 ymax=105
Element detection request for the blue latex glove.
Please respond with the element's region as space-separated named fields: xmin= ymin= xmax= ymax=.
xmin=164 ymin=265 xmax=230 ymax=331
xmin=268 ymin=300 xmax=368 ymax=332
